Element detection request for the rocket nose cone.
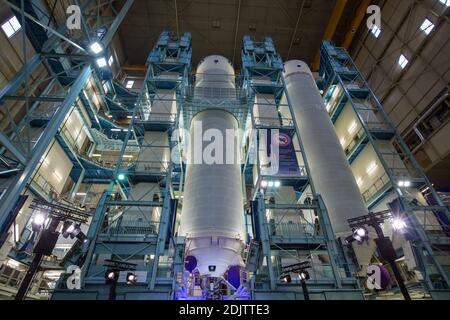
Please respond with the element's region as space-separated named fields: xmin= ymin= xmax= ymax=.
xmin=196 ymin=55 xmax=235 ymax=76
xmin=283 ymin=60 xmax=313 ymax=78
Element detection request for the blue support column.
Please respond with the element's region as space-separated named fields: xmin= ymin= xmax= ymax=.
xmin=148 ymin=183 xmax=173 ymax=290
xmin=256 ymin=194 xmax=276 ymax=290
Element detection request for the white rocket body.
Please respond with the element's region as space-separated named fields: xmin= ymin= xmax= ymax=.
xmin=179 ymin=56 xmax=246 ymax=277
xmin=283 ymin=60 xmax=368 ymax=235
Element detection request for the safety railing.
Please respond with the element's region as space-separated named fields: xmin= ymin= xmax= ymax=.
xmin=129 ymin=160 xmax=171 ymax=174
xmin=362 ymin=173 xmax=391 ymax=204
xmin=268 ymin=222 xmax=317 ymax=239
xmin=101 ymin=218 xmax=159 ymax=236
xmin=253 ymin=117 xmax=295 ymax=128
xmin=30 ymin=171 xmax=59 ymax=200
xmin=187 ymin=86 xmax=245 ymax=101
xmin=137 ymin=112 xmax=177 ymax=123
xmin=378 ymin=151 xmax=420 ymax=178
xmin=343 ymin=127 xmax=366 ymax=156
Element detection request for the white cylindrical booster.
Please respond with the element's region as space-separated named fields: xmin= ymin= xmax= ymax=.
xmin=179 ymin=55 xmax=246 ymax=277
xmin=283 ymin=60 xmax=368 ymax=235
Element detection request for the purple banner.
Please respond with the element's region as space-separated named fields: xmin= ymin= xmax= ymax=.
xmin=266 ymin=129 xmax=300 ymax=176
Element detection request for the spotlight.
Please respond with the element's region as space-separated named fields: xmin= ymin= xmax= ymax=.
xmin=96 ymin=57 xmax=107 ymax=68
xmin=31 ymin=212 xmax=46 ymax=232
xmin=33 ymin=213 xmax=46 ymax=225
xmin=299 ymin=271 xmax=310 ymax=281
xmin=268 ymin=181 xmax=275 ymax=188
xmin=105 ymin=269 xmax=119 ymax=284
xmin=62 ymin=221 xmax=75 ymax=238
xmin=126 ymin=272 xmax=137 ymax=284
xmin=280 ymin=274 xmax=292 ymax=284
xmin=118 ymin=173 xmax=126 ymax=181
xmin=353 ymin=227 xmax=368 ymax=243
xmin=344 ymin=234 xmax=355 ymax=245
xmin=89 ymin=41 xmax=103 ymax=54
xmin=66 ymin=224 xmax=75 ymax=234
xmin=62 ymin=222 xmax=86 ymax=241
xmin=398 ymin=180 xmax=411 ymax=188
xmin=71 ymin=223 xmax=82 ymax=237
xmin=260 ymin=179 xmax=268 ymax=189
xmin=392 ymin=217 xmax=407 ymax=232
xmin=274 ymin=181 xmax=281 ymax=188
xmin=345 ymin=227 xmax=369 ymax=244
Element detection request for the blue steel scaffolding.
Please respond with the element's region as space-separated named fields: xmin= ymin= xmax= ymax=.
xmin=51 ymin=30 xmax=191 ymax=300
xmin=320 ymin=41 xmax=450 ymax=298
xmin=1 ymin=0 xmax=449 ymax=300
xmin=241 ymin=36 xmax=363 ymax=300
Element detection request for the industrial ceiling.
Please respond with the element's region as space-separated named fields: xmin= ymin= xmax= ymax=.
xmin=117 ymin=0 xmax=360 ymax=68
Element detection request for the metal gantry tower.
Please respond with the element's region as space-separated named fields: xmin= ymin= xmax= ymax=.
xmin=1 ymin=2 xmax=448 ymax=300
xmin=320 ymin=41 xmax=450 ymax=299
xmin=241 ymin=36 xmax=363 ymax=300
xmin=51 ymin=31 xmax=192 ymax=299
xmin=0 ymin=0 xmax=135 ymax=299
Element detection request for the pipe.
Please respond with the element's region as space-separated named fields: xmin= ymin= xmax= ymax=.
xmin=231 ymin=0 xmax=242 ymax=65
xmin=283 ymin=60 xmax=368 ymax=235
xmin=174 ymin=0 xmax=180 ymax=39
xmin=286 ymin=0 xmax=306 ymax=60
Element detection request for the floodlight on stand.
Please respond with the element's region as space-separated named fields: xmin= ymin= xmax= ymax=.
xmin=31 ymin=212 xmax=47 ymax=232
xmin=280 ymin=274 xmax=292 ymax=284
xmin=353 ymin=227 xmax=368 ymax=243
xmin=392 ymin=217 xmax=407 ymax=232
xmin=62 ymin=220 xmax=75 ymax=238
xmin=344 ymin=226 xmax=369 ymax=244
xmin=105 ymin=269 xmax=119 ymax=284
xmin=126 ymin=272 xmax=137 ymax=284
xmin=344 ymin=234 xmax=355 ymax=245
xmin=260 ymin=179 xmax=268 ymax=189
xmin=33 ymin=213 xmax=46 ymax=225
xmin=299 ymin=270 xmax=310 ymax=281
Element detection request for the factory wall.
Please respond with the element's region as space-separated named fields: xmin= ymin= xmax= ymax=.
xmin=350 ymin=144 xmax=385 ymax=196
xmin=350 ymin=0 xmax=450 ymax=188
xmin=62 ymin=107 xmax=90 ymax=153
xmin=35 ymin=140 xmax=74 ymax=195
xmin=149 ymin=89 xmax=177 ymax=122
xmin=136 ymin=131 xmax=170 ymax=173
